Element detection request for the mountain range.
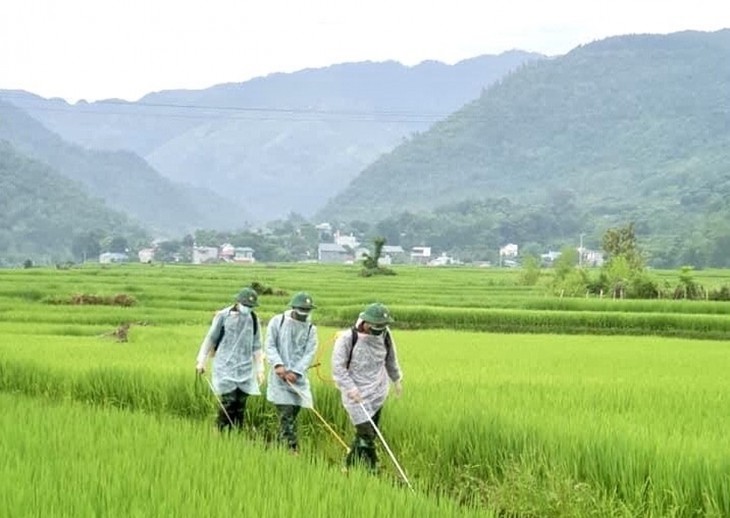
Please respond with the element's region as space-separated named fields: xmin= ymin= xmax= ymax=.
xmin=317 ymin=29 xmax=730 ymax=265
xmin=2 ymin=30 xmax=730 ymax=267
xmin=0 ymin=140 xmax=146 ymax=263
xmin=0 ymin=100 xmax=243 ymax=236
xmin=0 ymin=51 xmax=542 ymax=221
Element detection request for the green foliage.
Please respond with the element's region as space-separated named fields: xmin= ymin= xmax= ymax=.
xmin=360 ymin=237 xmax=396 ymax=277
xmin=248 ymin=281 xmax=287 ymax=297
xmin=602 ymin=222 xmax=643 ymax=270
xmin=0 ymin=100 xmax=240 ymax=236
xmin=2 ymin=394 xmax=485 ymax=517
xmin=4 ymin=264 xmax=730 ymax=516
xmin=518 ymin=255 xmax=541 ymax=286
xmin=578 ymin=224 xmax=663 ymax=299
xmin=3 ymin=54 xmax=539 ymax=222
xmin=0 ymin=141 xmax=148 ymax=264
xmin=45 ymin=293 xmax=137 ymax=307
xmin=673 ymin=266 xmax=706 ymax=300
xmin=320 ymin=31 xmax=730 ymax=268
xmin=553 ymin=247 xmax=579 ymax=280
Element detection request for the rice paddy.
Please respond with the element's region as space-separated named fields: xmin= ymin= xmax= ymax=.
xmin=1 ymin=263 xmax=729 ymax=517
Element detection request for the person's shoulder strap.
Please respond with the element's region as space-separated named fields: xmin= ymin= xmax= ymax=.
xmin=384 ymin=329 xmax=393 ymax=359
xmin=346 ymin=327 xmax=359 ymax=369
xmin=213 ymin=307 xmax=232 ymax=350
xmin=251 ymin=310 xmax=259 ymax=336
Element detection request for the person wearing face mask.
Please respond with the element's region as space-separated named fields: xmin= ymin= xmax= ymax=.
xmin=332 ymin=302 xmax=403 ymax=471
xmin=195 ymin=287 xmax=264 ymax=432
xmin=265 ymin=292 xmax=319 ymax=453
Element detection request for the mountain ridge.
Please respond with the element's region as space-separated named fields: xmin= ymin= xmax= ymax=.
xmin=0 ymin=51 xmax=543 ymax=220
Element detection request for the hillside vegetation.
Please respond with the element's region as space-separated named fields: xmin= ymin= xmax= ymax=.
xmin=0 ymin=141 xmax=147 ymax=264
xmin=320 ymin=30 xmax=730 ymax=267
xmin=0 ymin=100 xmax=245 ymax=235
xmin=0 ymin=52 xmax=541 ymax=220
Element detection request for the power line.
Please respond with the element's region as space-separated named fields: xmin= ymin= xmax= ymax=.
xmin=0 ymin=92 xmax=456 ymax=122
xmin=1 ymin=90 xmax=728 ymax=124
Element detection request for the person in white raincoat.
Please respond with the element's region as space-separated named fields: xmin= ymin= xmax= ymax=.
xmin=332 ymin=302 xmax=403 ymax=470
xmin=265 ymin=292 xmax=318 ymax=452
xmin=196 ymin=287 xmax=264 ymax=431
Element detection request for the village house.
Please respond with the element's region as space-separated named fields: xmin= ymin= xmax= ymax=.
xmin=219 ymin=243 xmax=235 ymax=261
xmin=233 ymin=247 xmax=255 ymax=263
xmin=499 ymin=243 xmax=519 ymax=258
xmin=192 ymin=246 xmax=219 ymax=265
xmin=334 ymin=231 xmax=359 ymax=249
xmin=410 ymin=246 xmax=432 ymax=265
xmin=580 ymin=248 xmax=605 ymax=267
xmin=429 ymin=252 xmax=459 ymax=266
xmin=137 ymin=248 xmax=155 ymax=263
xmin=99 ymin=252 xmax=128 ymax=264
xmin=315 ymin=222 xmax=333 ymax=241
xmin=381 ymin=245 xmax=406 ymax=265
xmin=318 ymin=243 xmax=350 ymax=263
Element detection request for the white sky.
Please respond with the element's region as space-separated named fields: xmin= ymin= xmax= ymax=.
xmin=1 ymin=0 xmax=728 ymax=103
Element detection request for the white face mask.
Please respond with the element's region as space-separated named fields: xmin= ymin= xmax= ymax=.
xmin=237 ymin=303 xmax=252 ymax=314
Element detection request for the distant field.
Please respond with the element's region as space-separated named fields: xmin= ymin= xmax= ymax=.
xmin=1 ymin=263 xmax=729 ymax=517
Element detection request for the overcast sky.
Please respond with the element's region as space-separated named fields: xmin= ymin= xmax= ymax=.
xmin=1 ymin=0 xmax=728 ymax=103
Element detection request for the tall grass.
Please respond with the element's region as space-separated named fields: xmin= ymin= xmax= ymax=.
xmin=0 ymin=394 xmax=487 ymax=518
xmin=1 ymin=325 xmax=729 ymax=516
xmin=3 ymin=264 xmax=730 ymax=516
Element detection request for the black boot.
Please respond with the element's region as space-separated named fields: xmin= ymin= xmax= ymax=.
xmin=276 ymin=404 xmax=301 ymax=451
xmin=346 ymin=415 xmax=379 ymax=472
xmin=217 ymin=388 xmax=248 ymax=431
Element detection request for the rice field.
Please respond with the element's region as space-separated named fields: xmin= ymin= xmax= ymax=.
xmin=1 ymin=263 xmax=730 ymax=517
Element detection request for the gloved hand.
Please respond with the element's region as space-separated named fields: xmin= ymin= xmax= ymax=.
xmin=393 ymin=380 xmax=403 ymax=398
xmin=284 ymin=371 xmax=298 ymax=384
xmin=257 ymin=370 xmax=265 ymax=385
xmin=195 ymin=362 xmax=205 ymax=375
xmin=347 ymin=388 xmax=363 ymax=403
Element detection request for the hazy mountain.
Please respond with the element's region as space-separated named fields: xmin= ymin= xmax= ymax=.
xmin=0 ymin=140 xmax=147 ymax=263
xmin=317 ymin=29 xmax=730 ymax=263
xmin=0 ymin=51 xmax=543 ymax=220
xmin=0 ymin=100 xmax=245 ymax=235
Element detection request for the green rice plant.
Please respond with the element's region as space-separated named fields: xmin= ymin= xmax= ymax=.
xmin=0 ymin=393 xmax=489 ymax=518
xmin=3 ymin=325 xmax=730 ymax=516
xmin=3 ymin=264 xmax=730 ymax=516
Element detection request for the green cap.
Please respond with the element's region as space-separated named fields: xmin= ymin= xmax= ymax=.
xmin=359 ymin=302 xmax=393 ymax=326
xmin=290 ymin=291 xmax=316 ymax=310
xmin=236 ymin=287 xmax=259 ymax=307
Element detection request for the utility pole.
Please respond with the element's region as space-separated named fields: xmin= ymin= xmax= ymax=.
xmin=579 ymin=233 xmax=585 ymax=268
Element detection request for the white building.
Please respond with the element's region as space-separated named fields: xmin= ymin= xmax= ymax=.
xmin=192 ymin=246 xmax=219 ymax=264
xmin=99 ymin=252 xmax=128 ymax=264
xmin=499 ymin=243 xmax=519 ymax=258
xmin=219 ymin=243 xmax=235 ymax=261
xmin=334 ymin=232 xmax=359 ymax=249
xmin=138 ymin=248 xmax=155 ymax=263
xmin=429 ymin=253 xmax=458 ymax=266
xmin=540 ymin=250 xmax=561 ymax=264
xmin=580 ymin=248 xmax=605 ymax=267
xmin=233 ymin=247 xmax=255 ymax=263
xmin=315 ymin=222 xmax=333 ymax=241
xmin=410 ymin=246 xmax=432 ymax=264
xmin=318 ymin=243 xmax=350 ymax=263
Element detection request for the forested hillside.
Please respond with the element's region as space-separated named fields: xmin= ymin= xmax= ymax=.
xmin=0 ymin=52 xmax=541 ymax=220
xmin=0 ymin=141 xmax=147 ymax=264
xmin=0 ymin=101 xmax=245 ymax=235
xmin=320 ymin=30 xmax=730 ymax=266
